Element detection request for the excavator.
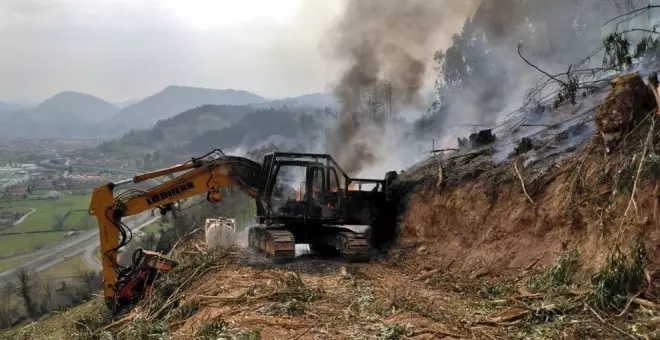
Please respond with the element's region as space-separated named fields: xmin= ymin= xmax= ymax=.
xmin=88 ymin=149 xmax=397 ymax=313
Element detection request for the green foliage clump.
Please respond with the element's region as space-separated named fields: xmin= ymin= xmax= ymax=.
xmin=528 ymin=247 xmax=580 ymax=293
xmin=603 ymin=32 xmax=660 ymax=71
xmin=554 ymin=66 xmax=581 ymax=108
xmin=613 ymin=152 xmax=660 ymax=196
xmin=603 ymin=33 xmax=633 ymax=70
xmin=257 ymin=272 xmax=322 ymax=317
xmin=478 ymin=282 xmax=512 ymax=299
xmin=590 ymin=240 xmax=647 ymax=310
xmin=257 ymin=298 xmax=307 ymax=316
xmin=196 ymin=320 xmax=260 ymax=340
xmin=267 ymin=272 xmax=323 ymax=304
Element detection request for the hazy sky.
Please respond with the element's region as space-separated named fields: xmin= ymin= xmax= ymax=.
xmin=0 ymin=0 xmax=344 ymax=103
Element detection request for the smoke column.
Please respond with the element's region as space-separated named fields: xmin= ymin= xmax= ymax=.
xmin=324 ymin=0 xmax=480 ymax=175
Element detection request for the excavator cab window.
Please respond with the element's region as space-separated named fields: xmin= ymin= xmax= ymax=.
xmin=305 ymin=165 xmax=340 ymax=218
xmin=270 ymin=164 xmax=306 ymax=217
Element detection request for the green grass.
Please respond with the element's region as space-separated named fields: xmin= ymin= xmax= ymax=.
xmin=0 ymin=258 xmax=24 ymax=273
xmin=0 ymin=232 xmax=69 ymax=258
xmin=39 ymin=255 xmax=90 ymax=279
xmin=143 ymin=220 xmax=172 ymax=235
xmin=62 ymin=211 xmax=96 ymax=231
xmin=0 ymin=193 xmax=91 ymax=234
xmin=0 ymin=193 xmax=93 ymax=258
xmin=0 ymin=299 xmax=108 ymax=340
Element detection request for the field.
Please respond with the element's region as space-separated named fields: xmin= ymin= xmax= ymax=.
xmin=0 ymin=192 xmax=93 ymax=258
xmin=38 ymin=255 xmax=89 ymax=280
xmin=0 ymin=257 xmax=25 ymax=273
xmin=143 ymin=220 xmax=172 ymax=235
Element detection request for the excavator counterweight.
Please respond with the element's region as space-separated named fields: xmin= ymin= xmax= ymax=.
xmin=89 ymin=149 xmax=397 ymax=313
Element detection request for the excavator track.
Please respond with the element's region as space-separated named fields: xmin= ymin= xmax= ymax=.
xmin=248 ymin=225 xmax=295 ymax=262
xmin=333 ymin=230 xmax=374 ymax=262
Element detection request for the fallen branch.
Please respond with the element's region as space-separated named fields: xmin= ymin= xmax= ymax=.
xmin=518 ymin=42 xmax=569 ymax=88
xmin=620 ymin=115 xmax=656 ymax=232
xmin=100 ymin=314 xmax=137 ymax=331
xmin=412 ymin=328 xmax=468 ymax=339
xmin=513 ymin=162 xmax=535 ymax=205
xmin=293 ymin=321 xmax=319 ymax=340
xmin=654 ymin=181 xmax=660 ymax=229
xmin=585 ymin=303 xmax=636 ymax=340
xmin=416 ymin=269 xmax=440 ymax=281
xmin=632 ymin=297 xmax=659 ymax=309
xmin=477 ymin=307 xmax=531 ymax=326
xmin=617 ymin=291 xmax=642 ymax=317
xmin=603 ymin=5 xmax=660 ymax=26
xmin=167 ymin=224 xmax=200 ymax=257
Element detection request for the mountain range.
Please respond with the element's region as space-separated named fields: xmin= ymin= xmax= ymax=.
xmin=0 ymin=86 xmax=337 ymax=139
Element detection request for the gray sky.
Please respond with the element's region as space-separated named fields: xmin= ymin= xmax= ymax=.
xmin=0 ymin=0 xmax=344 ymax=103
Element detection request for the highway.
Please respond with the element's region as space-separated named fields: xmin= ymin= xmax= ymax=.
xmin=80 ymin=216 xmax=161 ymax=271
xmin=0 ymin=213 xmax=157 ymax=284
xmin=0 ymin=166 xmax=165 ymax=284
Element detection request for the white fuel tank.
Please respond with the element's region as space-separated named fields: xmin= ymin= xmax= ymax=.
xmin=204 ymin=217 xmax=237 ymax=250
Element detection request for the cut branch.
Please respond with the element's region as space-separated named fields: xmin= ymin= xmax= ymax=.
xmin=513 ymin=162 xmax=535 ymax=205
xmin=518 ymin=42 xmax=569 ymax=88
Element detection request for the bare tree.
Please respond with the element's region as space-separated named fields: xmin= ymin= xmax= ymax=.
xmin=15 ymin=268 xmax=37 ymax=319
xmin=380 ymin=80 xmax=394 ymax=120
xmin=0 ymin=283 xmax=16 ymax=328
xmin=37 ymin=278 xmax=53 ymax=314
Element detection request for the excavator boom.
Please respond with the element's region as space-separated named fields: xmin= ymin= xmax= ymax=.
xmin=88 ymin=150 xmax=261 ymax=312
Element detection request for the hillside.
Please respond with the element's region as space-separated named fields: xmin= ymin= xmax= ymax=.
xmin=0 ymin=92 xmax=119 ymax=138
xmin=187 ymin=107 xmax=326 ymax=153
xmin=108 ymin=86 xmax=267 ymax=133
xmin=4 ymin=72 xmax=660 ymax=340
xmin=96 ymin=104 xmax=333 ymax=167
xmin=249 ymin=93 xmax=339 ymax=110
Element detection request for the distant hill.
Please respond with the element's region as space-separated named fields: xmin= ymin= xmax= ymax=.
xmin=98 ymin=103 xmax=333 ymax=164
xmin=113 ymin=97 xmax=143 ymax=109
xmin=0 ymin=101 xmax=23 ymax=113
xmin=108 ymin=105 xmax=255 ymax=149
xmin=187 ymin=107 xmax=310 ymax=153
xmin=30 ymin=91 xmax=119 ymax=123
xmin=251 ymin=93 xmax=338 ymax=109
xmin=108 ymin=86 xmax=267 ymax=132
xmin=0 ymin=91 xmax=119 ymax=138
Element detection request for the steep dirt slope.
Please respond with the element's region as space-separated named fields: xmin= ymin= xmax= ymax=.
xmin=397 ymin=74 xmax=660 ymax=280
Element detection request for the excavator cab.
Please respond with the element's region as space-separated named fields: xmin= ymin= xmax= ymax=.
xmin=259 ymin=155 xmax=343 ymax=222
xmin=250 ymin=152 xmax=397 ymax=261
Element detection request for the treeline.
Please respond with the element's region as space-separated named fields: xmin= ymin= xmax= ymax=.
xmin=0 ymin=268 xmax=103 ymax=329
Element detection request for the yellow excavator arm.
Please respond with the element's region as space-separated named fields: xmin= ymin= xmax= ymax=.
xmin=88 ymin=150 xmax=262 ymax=312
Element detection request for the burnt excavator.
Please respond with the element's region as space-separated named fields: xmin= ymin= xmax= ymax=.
xmin=88 ymin=149 xmax=397 ymax=313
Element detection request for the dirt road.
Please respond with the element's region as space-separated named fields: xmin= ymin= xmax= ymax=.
xmin=11 ymin=208 xmax=36 ymax=226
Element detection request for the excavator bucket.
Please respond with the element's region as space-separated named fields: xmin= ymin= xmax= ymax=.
xmin=112 ymin=249 xmax=177 ymax=313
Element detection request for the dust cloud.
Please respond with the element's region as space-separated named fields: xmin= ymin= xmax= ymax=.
xmin=324 ymin=0 xmax=480 ymax=175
